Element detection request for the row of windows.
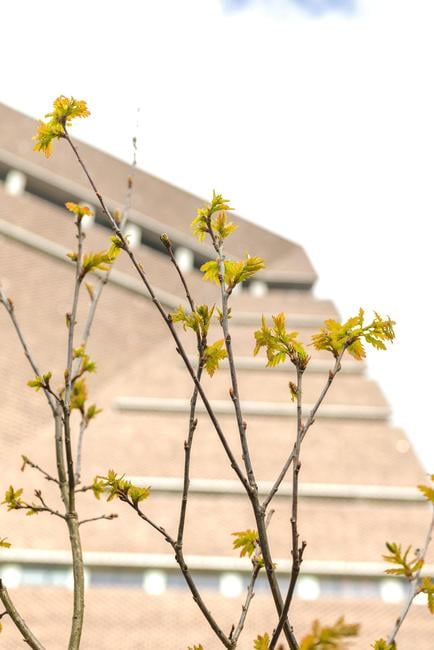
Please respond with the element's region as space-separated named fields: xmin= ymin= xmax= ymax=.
xmin=0 ymin=564 xmax=424 ymax=605
xmin=2 ymin=167 xmax=271 ymax=295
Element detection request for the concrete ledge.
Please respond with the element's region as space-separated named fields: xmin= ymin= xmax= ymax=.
xmin=114 ymin=396 xmax=390 ymax=421
xmin=0 ymin=548 xmax=432 ymax=578
xmin=126 ymin=476 xmax=425 ymax=503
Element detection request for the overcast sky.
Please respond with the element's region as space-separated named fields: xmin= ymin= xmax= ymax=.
xmin=2 ymin=0 xmax=433 ymax=469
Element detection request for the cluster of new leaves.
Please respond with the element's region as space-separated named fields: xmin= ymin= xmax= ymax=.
xmin=371 ymin=641 xmax=396 ymax=650
xmin=76 ymin=247 xmax=120 ymax=280
xmin=0 ymin=538 xmax=11 ymax=549
xmin=420 ymin=575 xmax=434 ymax=614
xmin=171 ymin=304 xmax=214 ymax=339
xmin=27 ymin=371 xmax=52 ymax=392
xmin=231 ymin=529 xmax=263 ymax=567
xmin=299 ymin=617 xmax=359 ymax=650
xmin=232 ymin=529 xmax=258 ymax=558
xmin=72 ymin=346 xmax=97 ymax=377
xmin=253 ymin=313 xmax=309 ymax=373
xmin=253 ymin=633 xmax=270 ymax=649
xmin=203 ymin=339 xmax=227 ymax=377
xmin=383 ymin=542 xmax=423 ymax=579
xmin=92 ymin=470 xmax=151 ymax=507
xmin=33 ymin=96 xmax=90 ymax=157
xmin=1 ymin=487 xmax=39 ymax=518
xmin=171 ymin=305 xmax=228 ymax=376
xmin=188 ymin=646 xmax=204 ymax=650
xmin=311 ymin=309 xmax=395 ymax=360
xmin=418 ymin=474 xmax=434 ymax=504
xmin=191 ymin=191 xmax=236 ymax=242
xmin=200 ymin=255 xmax=265 ymax=293
xmin=65 ymin=202 xmax=93 ymax=223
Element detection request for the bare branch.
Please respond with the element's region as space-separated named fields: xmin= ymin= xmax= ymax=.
xmin=0 ymin=579 xmax=46 ymax=650
xmin=120 ymin=496 xmax=232 ymax=648
xmin=79 ymin=513 xmax=118 ymax=526
xmin=0 ymin=287 xmax=56 ymax=416
xmin=21 ymin=456 xmax=59 ymax=486
xmin=262 ymin=350 xmax=344 ymax=511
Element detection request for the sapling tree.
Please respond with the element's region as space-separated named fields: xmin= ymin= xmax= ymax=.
xmin=0 ymin=96 xmax=433 ymax=649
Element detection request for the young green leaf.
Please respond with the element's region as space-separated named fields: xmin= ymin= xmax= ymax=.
xmin=420 ymin=576 xmax=434 ymax=614
xmin=2 ymin=486 xmax=24 ymax=511
xmin=254 ymin=314 xmax=309 ymax=370
xmin=253 ymin=633 xmax=270 ymax=650
xmin=27 ymin=371 xmax=52 ymax=391
xmin=371 ymin=641 xmax=395 ymax=650
xmin=0 ymin=537 xmax=11 ymax=549
xmin=417 ymin=475 xmax=434 ymax=503
xmin=70 ymin=379 xmax=88 ymax=413
xmin=311 ymin=310 xmax=395 ymax=360
xmin=300 ymin=617 xmax=359 ymax=650
xmin=203 ymin=340 xmax=228 ymax=377
xmin=383 ymin=542 xmax=423 ymax=579
xmin=33 ymin=96 xmax=90 ymax=157
xmin=232 ymin=529 xmax=258 ymax=558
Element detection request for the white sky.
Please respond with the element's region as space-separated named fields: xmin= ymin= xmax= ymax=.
xmin=1 ymin=0 xmax=433 ymax=469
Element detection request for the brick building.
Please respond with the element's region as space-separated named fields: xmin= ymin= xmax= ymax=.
xmin=0 ymin=103 xmax=432 ymax=648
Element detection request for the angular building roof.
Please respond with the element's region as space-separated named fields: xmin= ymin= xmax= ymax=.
xmin=0 ymin=103 xmax=432 ymax=648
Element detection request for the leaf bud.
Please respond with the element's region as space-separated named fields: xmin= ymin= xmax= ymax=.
xmin=160 ymin=233 xmax=172 ymax=249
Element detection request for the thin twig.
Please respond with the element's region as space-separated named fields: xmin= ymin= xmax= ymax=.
xmin=74 ymin=417 xmax=87 ymax=484
xmin=122 ymin=497 xmax=232 ymax=648
xmin=230 ymin=510 xmax=275 ymax=646
xmin=0 ymin=288 xmax=56 ymax=416
xmin=262 ymin=351 xmax=344 ymax=511
xmin=63 ymin=128 xmax=250 ymax=494
xmin=0 ymin=580 xmax=46 ymax=650
xmin=270 ymin=369 xmax=306 ymax=649
xmin=79 ymin=513 xmax=118 ymax=526
xmin=21 ymin=456 xmax=59 ymax=485
xmin=386 ymin=505 xmax=434 ymax=645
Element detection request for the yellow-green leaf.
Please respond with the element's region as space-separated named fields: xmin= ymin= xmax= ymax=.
xmin=203 ymin=340 xmax=227 ymax=377
xmin=232 ymin=530 xmax=258 ymax=558
xmin=253 ymin=633 xmax=270 ymax=650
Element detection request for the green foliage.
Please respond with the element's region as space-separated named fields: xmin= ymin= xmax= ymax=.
xmin=253 ymin=633 xmax=270 ymax=649
xmin=80 ymin=246 xmax=120 ymax=278
xmin=420 ymin=576 xmax=434 ymax=614
xmin=86 ymin=404 xmax=102 ymax=422
xmin=73 ymin=346 xmax=97 ymax=374
xmin=300 ymin=617 xmax=359 ymax=650
xmin=171 ymin=304 xmax=215 ymax=339
xmin=65 ymin=202 xmax=93 ymax=222
xmin=33 ymin=96 xmax=90 ymax=157
xmin=95 ymin=470 xmax=151 ymax=506
xmin=224 ymin=256 xmax=265 ymax=291
xmin=311 ymin=309 xmax=395 ymax=360
xmin=2 ymin=486 xmax=24 ymax=511
xmin=0 ymin=537 xmax=11 ymax=548
xmin=188 ymin=645 xmax=204 ymax=650
xmin=191 ymin=191 xmax=234 ymax=242
xmin=110 ymin=235 xmax=127 ymax=251
xmin=27 ymin=371 xmax=52 ymax=391
xmin=70 ymin=379 xmax=88 ymax=414
xmin=200 ymin=255 xmax=265 ymax=292
xmin=253 ymin=313 xmax=309 ymax=371
xmin=417 ymin=474 xmax=434 ymax=503
xmin=383 ymin=542 xmax=423 ymax=579
xmin=232 ymin=529 xmax=258 ymax=559
xmin=371 ymin=641 xmax=396 ymax=650
xmin=203 ymin=340 xmax=228 ymax=377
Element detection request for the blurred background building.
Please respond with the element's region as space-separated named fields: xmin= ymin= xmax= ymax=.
xmin=0 ymin=103 xmax=432 ymax=648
